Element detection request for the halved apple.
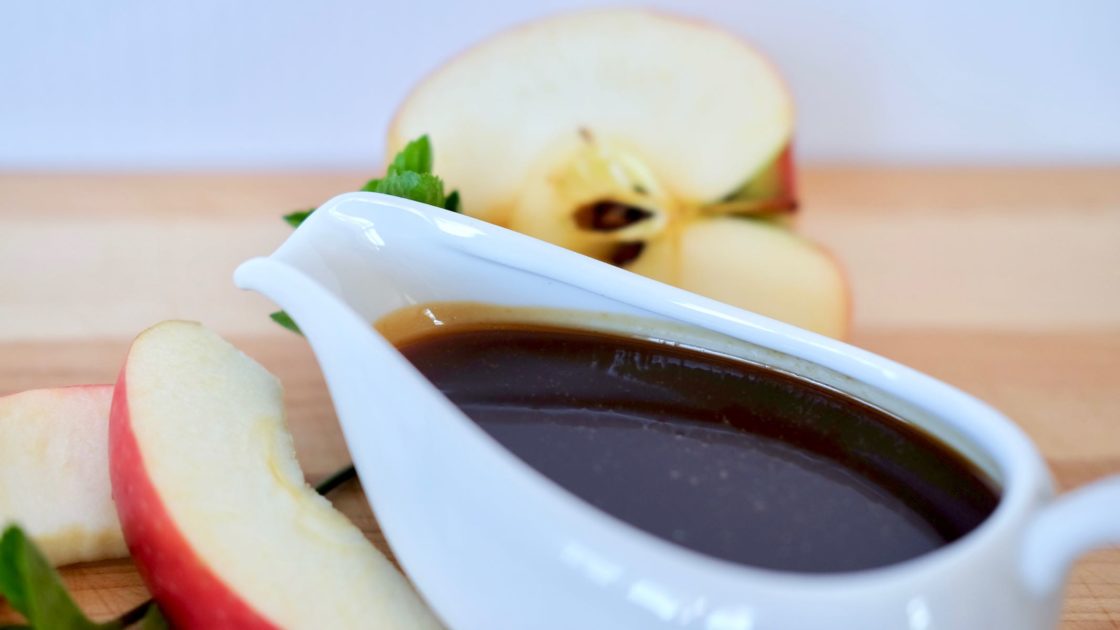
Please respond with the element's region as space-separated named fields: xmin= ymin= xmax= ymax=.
xmin=388 ymin=9 xmax=795 ymax=225
xmin=110 ymin=321 xmax=441 ymax=628
xmin=0 ymin=385 xmax=127 ymax=566
xmin=387 ymin=9 xmax=850 ymax=337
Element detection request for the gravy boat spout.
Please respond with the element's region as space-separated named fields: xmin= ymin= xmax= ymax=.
xmin=235 ymin=192 xmax=1120 ymax=630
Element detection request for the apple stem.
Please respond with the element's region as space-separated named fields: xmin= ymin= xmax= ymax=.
xmin=116 ymin=599 xmax=160 ymax=626
xmin=314 ymin=464 xmax=358 ymax=495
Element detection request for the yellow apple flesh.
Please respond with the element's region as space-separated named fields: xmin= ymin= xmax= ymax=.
xmin=0 ymin=385 xmax=127 ymax=566
xmin=507 ymin=134 xmax=674 ymax=260
xmin=627 ymin=217 xmax=850 ymax=338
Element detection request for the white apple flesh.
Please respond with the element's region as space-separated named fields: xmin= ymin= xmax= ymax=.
xmin=389 ymin=9 xmax=795 ymax=224
xmin=0 ymin=385 xmax=127 ymax=566
xmin=628 ymin=217 xmax=850 ymax=338
xmin=110 ymin=321 xmax=441 ymax=629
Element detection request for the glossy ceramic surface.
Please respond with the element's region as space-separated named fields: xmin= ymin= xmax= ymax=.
xmin=235 ymin=192 xmax=1120 ymax=630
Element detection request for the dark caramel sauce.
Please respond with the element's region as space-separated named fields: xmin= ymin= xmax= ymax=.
xmin=389 ymin=308 xmax=999 ymax=573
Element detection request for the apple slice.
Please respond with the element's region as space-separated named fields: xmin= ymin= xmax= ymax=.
xmin=0 ymin=385 xmax=127 ymax=566
xmin=388 ymin=9 xmax=794 ymax=225
xmin=110 ymin=321 xmax=441 ymax=628
xmin=627 ymin=217 xmax=850 ymax=338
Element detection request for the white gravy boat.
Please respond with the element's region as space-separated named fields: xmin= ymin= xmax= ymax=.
xmin=235 ymin=192 xmax=1120 ymax=630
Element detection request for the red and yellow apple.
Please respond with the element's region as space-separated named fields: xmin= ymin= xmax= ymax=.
xmin=0 ymin=385 xmax=127 ymax=566
xmin=109 ymin=321 xmax=441 ymax=628
xmin=387 ymin=9 xmax=849 ymax=337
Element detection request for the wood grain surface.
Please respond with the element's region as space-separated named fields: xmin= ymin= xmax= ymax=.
xmin=1 ymin=169 xmax=1117 ymax=627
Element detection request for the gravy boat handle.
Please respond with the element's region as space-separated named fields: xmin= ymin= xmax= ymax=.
xmin=1021 ymin=475 xmax=1120 ymax=595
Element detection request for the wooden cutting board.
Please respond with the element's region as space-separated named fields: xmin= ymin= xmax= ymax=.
xmin=1 ymin=169 xmax=1118 ymax=627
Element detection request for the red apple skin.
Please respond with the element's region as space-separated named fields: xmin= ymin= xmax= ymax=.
xmin=109 ymin=367 xmax=277 ymax=630
xmin=747 ymin=144 xmax=797 ymax=214
xmin=775 ymin=144 xmax=797 ymax=212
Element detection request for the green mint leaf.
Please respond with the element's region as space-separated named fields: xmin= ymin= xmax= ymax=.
xmin=283 ymin=209 xmax=314 ymax=228
xmin=386 ymin=135 xmax=433 ymax=176
xmin=270 ymin=311 xmax=302 ymax=335
xmin=373 ymin=172 xmax=446 ymax=208
xmin=443 ymin=190 xmax=461 ymax=213
xmin=0 ymin=526 xmax=118 ymax=629
xmin=275 ymin=135 xmax=459 ymax=336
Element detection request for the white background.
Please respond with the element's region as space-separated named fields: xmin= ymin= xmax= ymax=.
xmin=2 ymin=0 xmax=1118 ymax=169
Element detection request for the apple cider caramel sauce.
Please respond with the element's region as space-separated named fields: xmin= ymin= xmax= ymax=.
xmin=378 ymin=303 xmax=999 ymax=574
